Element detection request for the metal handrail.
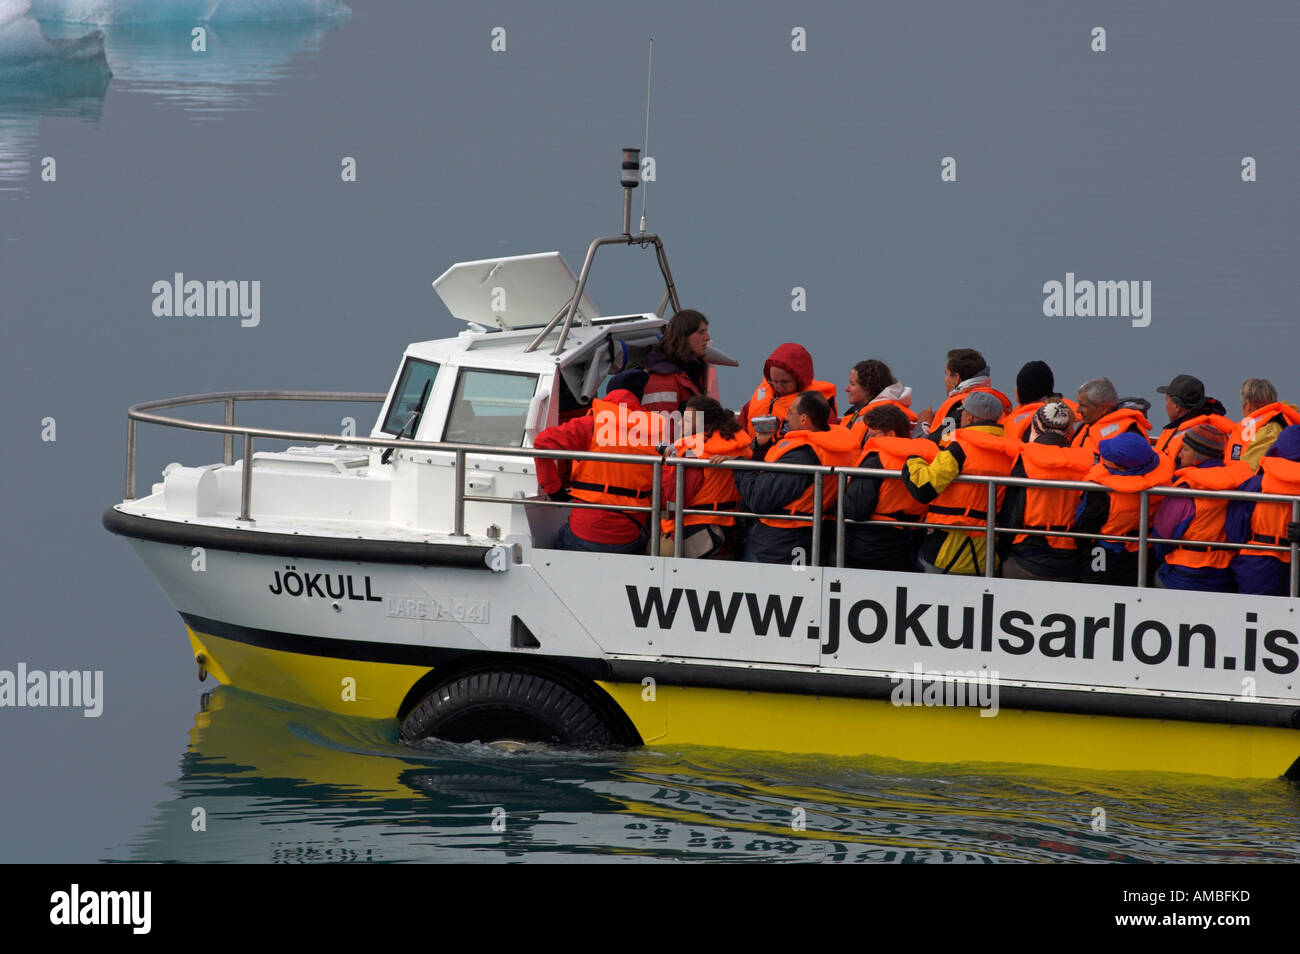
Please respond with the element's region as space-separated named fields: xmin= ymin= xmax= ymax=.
xmin=122 ymin=391 xmax=1300 ymax=596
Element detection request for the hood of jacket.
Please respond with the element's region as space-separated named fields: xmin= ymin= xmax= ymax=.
xmin=872 ymin=381 xmax=913 ymax=407
xmin=763 ymin=342 xmax=815 ymax=392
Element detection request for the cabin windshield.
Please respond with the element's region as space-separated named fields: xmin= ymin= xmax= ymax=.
xmin=443 ymin=368 xmax=539 ymax=447
xmin=381 ymin=358 xmax=440 ymax=435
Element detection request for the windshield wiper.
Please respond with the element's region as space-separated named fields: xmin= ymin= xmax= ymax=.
xmin=382 ymin=378 xmax=433 ymax=464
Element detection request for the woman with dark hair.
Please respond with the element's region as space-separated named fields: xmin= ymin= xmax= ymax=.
xmin=841 ymin=358 xmax=917 ymax=441
xmin=641 ymin=309 xmax=712 ymax=420
xmin=661 ymin=396 xmax=751 ymax=558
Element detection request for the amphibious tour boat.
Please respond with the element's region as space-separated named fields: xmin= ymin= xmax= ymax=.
xmin=105 ymin=152 xmax=1300 ymax=781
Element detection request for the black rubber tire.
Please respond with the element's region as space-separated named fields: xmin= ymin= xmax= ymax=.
xmin=398 ymin=669 xmax=624 ymax=748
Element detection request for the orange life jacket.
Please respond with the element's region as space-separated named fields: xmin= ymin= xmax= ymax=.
xmin=1002 ymin=399 xmax=1081 ymax=442
xmin=844 ymin=399 xmax=920 ymax=445
xmin=1070 ymin=407 xmax=1152 ymax=458
xmin=1162 ymin=461 xmax=1254 ymax=570
xmin=1225 ymin=403 xmax=1300 ymax=465
xmin=923 ymin=428 xmax=1021 ymax=536
xmin=856 ymin=436 xmax=938 ymax=522
xmin=1084 ymin=456 xmax=1175 ymax=552
xmin=744 ymin=379 xmax=839 ymax=438
xmin=569 ymin=399 xmax=665 ymax=515
xmin=1153 ymin=412 xmax=1235 ymax=461
xmin=660 ymin=431 xmax=753 ymax=534
xmin=1011 ymin=444 xmax=1095 ymax=549
xmin=760 ymin=425 xmax=861 ymax=529
xmin=929 ymin=385 xmax=1013 ymax=437
xmin=1241 ymin=456 xmax=1300 ymax=562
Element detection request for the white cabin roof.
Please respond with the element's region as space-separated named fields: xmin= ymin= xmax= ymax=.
xmin=403 ymin=314 xmax=667 ymax=373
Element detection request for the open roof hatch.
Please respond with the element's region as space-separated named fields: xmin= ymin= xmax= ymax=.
xmin=432 ymin=251 xmax=600 ymax=331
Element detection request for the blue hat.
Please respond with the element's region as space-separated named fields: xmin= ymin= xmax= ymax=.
xmin=1098 ymin=432 xmax=1157 ymax=472
xmin=1266 ymin=425 xmax=1300 ymax=462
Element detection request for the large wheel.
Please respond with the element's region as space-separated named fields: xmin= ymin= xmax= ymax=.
xmin=398 ymin=668 xmax=629 ymax=748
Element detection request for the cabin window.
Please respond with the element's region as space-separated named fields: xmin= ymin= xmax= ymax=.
xmin=443 ymin=369 xmax=538 ymax=447
xmin=381 ymin=358 xmax=440 ymax=436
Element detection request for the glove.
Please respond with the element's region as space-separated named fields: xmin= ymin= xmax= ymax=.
xmin=1287 ymin=522 xmax=1300 ymax=545
xmin=549 ymin=489 xmax=573 ymax=503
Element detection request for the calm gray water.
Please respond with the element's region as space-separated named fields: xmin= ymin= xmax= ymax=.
xmin=2 ymin=0 xmax=1299 ymax=863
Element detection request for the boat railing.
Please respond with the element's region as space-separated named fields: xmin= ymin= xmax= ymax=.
xmin=124 ymin=391 xmax=1300 ymax=596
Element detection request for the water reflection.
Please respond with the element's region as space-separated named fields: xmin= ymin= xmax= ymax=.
xmin=40 ymin=16 xmax=348 ymax=118
xmin=0 ymin=0 xmax=349 ymax=191
xmin=110 ymin=686 xmax=1300 ymax=863
xmin=0 ymin=6 xmax=110 ymax=190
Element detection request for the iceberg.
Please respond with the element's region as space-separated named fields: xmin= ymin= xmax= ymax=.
xmin=0 ymin=1 xmax=110 ymax=87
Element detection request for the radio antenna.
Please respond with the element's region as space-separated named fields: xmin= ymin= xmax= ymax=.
xmin=640 ymin=38 xmax=653 ymax=234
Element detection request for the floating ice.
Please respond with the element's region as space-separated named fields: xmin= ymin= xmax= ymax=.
xmin=0 ymin=1 xmax=110 ymax=83
xmin=29 ymin=0 xmax=351 ymax=24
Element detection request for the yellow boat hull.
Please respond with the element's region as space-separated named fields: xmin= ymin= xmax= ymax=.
xmin=188 ymin=626 xmax=1300 ymax=780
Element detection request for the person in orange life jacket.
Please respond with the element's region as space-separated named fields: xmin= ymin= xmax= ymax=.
xmin=1072 ymin=432 xmax=1173 ymax=587
xmin=1153 ymin=374 xmax=1233 ymax=461
xmin=660 ymin=396 xmax=752 ymax=559
xmin=1225 ymin=426 xmax=1300 ymax=595
xmin=903 ymin=391 xmax=1021 ymax=575
xmin=1002 ymin=360 xmax=1077 ymax=442
xmin=533 ymin=389 xmax=665 ymax=554
xmin=1152 ymin=423 xmax=1253 ymax=592
xmin=738 ymin=342 xmax=839 ymax=439
xmin=996 ymin=403 xmax=1094 ymax=581
xmin=1226 ymin=377 xmax=1300 ymax=470
xmin=843 ymin=404 xmax=935 ymax=572
xmin=1071 ymin=377 xmax=1153 ymax=460
xmin=641 ymin=309 xmax=713 ymax=421
xmin=841 ymin=359 xmax=917 ymax=441
xmin=735 ymin=390 xmax=858 ymax=564
xmin=1071 ymin=379 xmax=1153 ymax=459
xmin=914 ymin=348 xmax=1012 ymax=441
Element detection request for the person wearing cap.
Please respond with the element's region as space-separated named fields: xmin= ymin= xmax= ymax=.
xmin=1153 ymin=374 xmax=1234 ymax=461
xmin=843 ymin=403 xmax=936 ymax=571
xmin=1152 ymin=422 xmax=1253 ymax=591
xmin=1070 ymin=377 xmax=1152 ymax=459
xmin=736 ymin=390 xmax=858 ymax=564
xmin=916 ymin=348 xmax=1012 ymax=442
xmin=1002 ymin=360 xmax=1078 ymax=442
xmin=1225 ymin=425 xmax=1300 ymax=595
xmin=1225 ymin=378 xmax=1300 ymax=470
xmin=841 ymin=359 xmax=917 ymax=442
xmin=1074 ymin=433 xmax=1174 ymax=586
xmin=534 ymin=389 xmax=666 ymax=553
xmin=739 ymin=343 xmax=839 ymax=440
xmin=997 ymin=402 xmax=1094 ymax=581
xmin=902 ymin=390 xmax=1021 ymax=574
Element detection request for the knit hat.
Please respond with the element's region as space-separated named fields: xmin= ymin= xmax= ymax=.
xmin=1016 ymin=360 xmax=1055 ymax=405
xmin=1029 ymin=401 xmax=1072 ymax=441
xmin=963 ymin=391 xmax=1004 ymax=423
xmin=1181 ymin=422 xmax=1225 ymax=459
xmin=1098 ymin=432 xmax=1157 ymax=472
